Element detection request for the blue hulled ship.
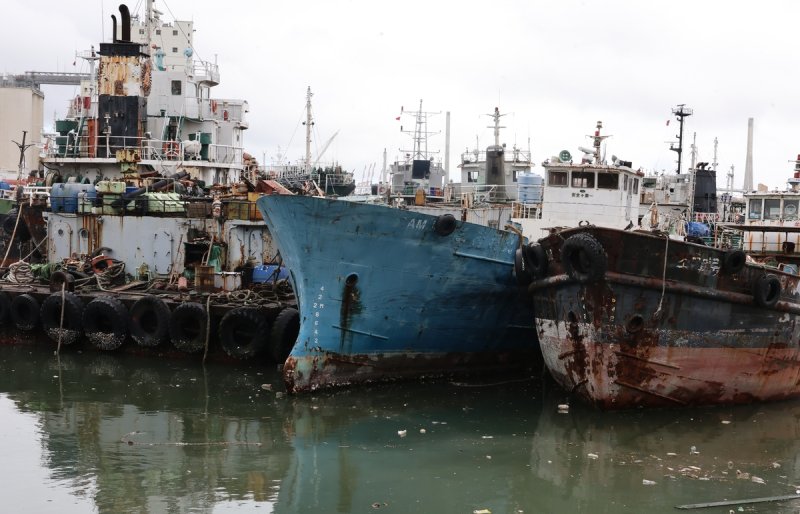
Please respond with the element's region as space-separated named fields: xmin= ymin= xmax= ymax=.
xmin=256 ymin=194 xmax=539 ymax=392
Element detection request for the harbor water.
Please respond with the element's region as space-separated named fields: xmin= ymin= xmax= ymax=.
xmin=3 ymin=344 xmax=800 ymax=513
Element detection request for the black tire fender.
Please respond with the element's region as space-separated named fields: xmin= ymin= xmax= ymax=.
xmin=83 ymin=296 xmax=129 ymax=350
xmin=41 ymin=291 xmax=84 ymax=345
xmin=753 ymin=274 xmax=781 ymax=308
xmin=433 ymin=214 xmax=457 ymax=236
xmin=218 ymin=307 xmax=270 ymax=359
xmin=169 ymin=302 xmax=208 ymax=354
xmin=525 ymin=242 xmax=549 ymax=279
xmin=129 ymin=296 xmax=171 ymax=347
xmin=514 ymin=247 xmax=533 ymax=286
xmin=12 ymin=293 xmax=39 ymax=331
xmin=0 ymin=291 xmax=11 ymax=326
xmin=270 ymin=307 xmax=300 ymax=363
xmin=721 ymin=249 xmax=746 ymax=274
xmin=560 ymin=233 xmax=607 ymax=283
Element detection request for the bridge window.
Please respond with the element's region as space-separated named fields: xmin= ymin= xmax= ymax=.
xmin=571 ymin=171 xmax=594 ymax=188
xmin=785 ymin=200 xmax=799 ymax=219
xmin=633 ymin=178 xmax=639 ymax=194
xmin=171 ymin=80 xmax=182 ymax=95
xmin=765 ymin=199 xmax=781 ymax=220
xmin=748 ymin=199 xmax=762 ymax=220
xmin=597 ymin=172 xmax=619 ymax=190
xmin=548 ymin=171 xmax=567 ymax=186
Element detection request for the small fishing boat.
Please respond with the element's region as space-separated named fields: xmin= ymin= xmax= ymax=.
xmin=518 ymin=224 xmax=800 ymax=409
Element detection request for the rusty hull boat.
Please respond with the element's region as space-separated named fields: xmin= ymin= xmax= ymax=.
xmin=518 ymin=225 xmax=800 ymax=409
xmin=257 ymin=194 xmax=539 ymax=392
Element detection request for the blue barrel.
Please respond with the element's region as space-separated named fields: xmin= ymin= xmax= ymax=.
xmin=51 ymin=183 xmax=96 ymax=213
xmin=252 ymin=264 xmax=289 ymax=283
xmin=518 ymin=173 xmax=543 ymax=203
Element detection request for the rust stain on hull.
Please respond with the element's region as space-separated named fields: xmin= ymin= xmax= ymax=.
xmin=531 ymin=226 xmax=800 ymax=409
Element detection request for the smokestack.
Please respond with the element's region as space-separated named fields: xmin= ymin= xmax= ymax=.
xmin=119 ymin=4 xmax=131 ymax=42
xmin=744 ymin=117 xmax=754 ymax=191
xmin=111 ymin=14 xmax=117 ymax=42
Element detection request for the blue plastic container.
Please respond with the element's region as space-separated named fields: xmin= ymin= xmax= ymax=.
xmin=252 ymin=264 xmax=289 ymax=283
xmin=51 ymin=183 xmax=97 ymax=213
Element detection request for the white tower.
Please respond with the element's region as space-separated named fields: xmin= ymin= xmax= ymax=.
xmin=744 ymin=118 xmax=754 ymax=191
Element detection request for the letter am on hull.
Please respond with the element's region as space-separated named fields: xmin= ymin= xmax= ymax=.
xmin=256 ymin=195 xmax=540 ymax=392
xmin=518 ymin=225 xmax=800 ymax=409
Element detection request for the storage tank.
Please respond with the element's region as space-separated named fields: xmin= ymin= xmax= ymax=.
xmin=517 ymin=173 xmax=543 ymax=204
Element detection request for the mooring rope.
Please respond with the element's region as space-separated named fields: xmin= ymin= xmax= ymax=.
xmin=55 ymin=281 xmax=66 ymax=355
xmin=653 ymin=234 xmax=670 ymax=319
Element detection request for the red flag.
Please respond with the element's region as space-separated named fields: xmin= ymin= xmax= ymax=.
xmin=666 ymin=119 xmax=670 ymax=126
xmin=395 ymin=116 xmax=401 ymax=121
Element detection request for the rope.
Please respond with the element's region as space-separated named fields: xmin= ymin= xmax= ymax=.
xmin=652 ymin=234 xmax=670 ymax=320
xmin=55 ymin=281 xmax=66 ymax=355
xmin=202 ymin=293 xmax=212 ymax=364
xmin=3 ymin=262 xmax=34 ymax=283
xmin=0 ymin=205 xmax=23 ymax=266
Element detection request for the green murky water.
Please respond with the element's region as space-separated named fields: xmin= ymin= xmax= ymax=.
xmin=2 ymin=344 xmax=800 ymax=513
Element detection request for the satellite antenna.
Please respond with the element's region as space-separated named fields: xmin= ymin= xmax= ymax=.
xmin=558 ymin=150 xmax=572 ymax=162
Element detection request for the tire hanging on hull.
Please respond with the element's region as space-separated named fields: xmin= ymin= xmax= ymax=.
xmin=12 ymin=293 xmax=40 ymax=331
xmin=270 ymin=307 xmax=300 ymax=363
xmin=41 ymin=291 xmax=84 ymax=345
xmin=83 ymin=296 xmax=129 ymax=350
xmin=129 ymin=296 xmax=171 ymax=347
xmin=0 ymin=291 xmax=11 ymax=326
xmin=560 ymin=233 xmax=607 ymax=283
xmin=169 ymin=302 xmax=208 ymax=354
xmin=217 ymin=307 xmax=270 ymax=359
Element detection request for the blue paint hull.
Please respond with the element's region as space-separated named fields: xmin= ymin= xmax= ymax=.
xmin=256 ymin=195 xmax=540 ymax=392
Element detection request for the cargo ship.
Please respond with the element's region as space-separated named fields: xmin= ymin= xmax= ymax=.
xmin=257 ymin=194 xmax=539 ymax=392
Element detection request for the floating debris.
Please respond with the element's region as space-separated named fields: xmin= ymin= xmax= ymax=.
xmin=587 ymin=453 xmax=599 ymax=460
xmin=642 ymin=479 xmax=657 ymax=486
xmin=397 ymin=430 xmax=407 ymax=438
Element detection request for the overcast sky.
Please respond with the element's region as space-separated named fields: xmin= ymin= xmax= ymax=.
xmin=3 ymin=0 xmax=799 ymax=189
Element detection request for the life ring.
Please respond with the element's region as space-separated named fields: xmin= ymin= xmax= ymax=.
xmin=40 ymin=291 xmax=84 ymax=345
xmin=560 ymin=232 xmax=607 ymax=283
xmin=211 ymin=99 xmax=218 ymax=114
xmin=91 ymin=255 xmax=115 ymax=274
xmin=270 ymin=307 xmax=300 ymax=363
xmin=721 ymin=249 xmax=746 ymax=275
xmin=378 ymin=185 xmax=387 ymax=195
xmin=169 ymin=302 xmax=207 ymax=353
xmin=11 ymin=293 xmax=40 ymax=331
xmin=433 ymin=214 xmax=457 ymax=236
xmin=753 ymin=274 xmax=781 ymax=308
xmin=50 ymin=270 xmax=75 ymax=293
xmin=163 ymin=141 xmax=180 ymax=158
xmin=514 ymin=247 xmax=533 ymax=287
xmin=218 ymin=307 xmax=270 ymax=359
xmin=129 ymin=296 xmax=171 ymax=347
xmin=83 ymin=296 xmax=129 ymax=350
xmin=525 ymin=242 xmax=549 ymax=279
xmin=0 ymin=291 xmax=12 ymax=326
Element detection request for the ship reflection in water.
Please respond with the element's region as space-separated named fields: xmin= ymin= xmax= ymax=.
xmin=3 ymin=345 xmax=800 ymax=513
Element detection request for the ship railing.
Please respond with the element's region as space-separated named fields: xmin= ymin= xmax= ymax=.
xmin=44 ymin=135 xmax=244 ymax=166
xmin=693 ymin=212 xmax=720 ymax=223
xmin=192 ymin=60 xmax=220 ymax=84
xmin=460 ymin=148 xmax=533 ymax=164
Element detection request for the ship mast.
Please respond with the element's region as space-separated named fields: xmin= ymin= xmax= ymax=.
xmin=399 ymin=100 xmax=439 ymax=162
xmin=303 ymin=86 xmax=314 ymax=173
xmin=669 ymin=104 xmax=693 ymax=175
xmin=145 ymin=0 xmax=153 ymax=55
xmin=488 ymin=107 xmax=506 ymax=147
